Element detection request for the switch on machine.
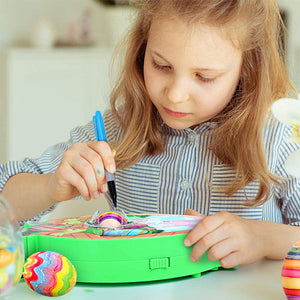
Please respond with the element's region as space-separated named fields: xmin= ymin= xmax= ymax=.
xmin=149 ymin=257 xmax=170 ymax=270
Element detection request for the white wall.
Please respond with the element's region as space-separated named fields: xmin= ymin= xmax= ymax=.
xmin=0 ymin=0 xmax=136 ymax=49
xmin=0 ymin=1 xmax=299 ymax=88
xmin=277 ymin=0 xmax=300 ymax=89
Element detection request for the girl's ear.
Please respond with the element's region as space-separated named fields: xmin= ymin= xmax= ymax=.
xmin=184 ymin=208 xmax=206 ymax=217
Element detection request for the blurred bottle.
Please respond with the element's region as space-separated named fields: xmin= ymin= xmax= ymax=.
xmin=80 ymin=9 xmax=91 ymax=44
xmin=0 ymin=195 xmax=24 ymax=298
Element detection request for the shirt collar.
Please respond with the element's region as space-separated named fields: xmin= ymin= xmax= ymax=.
xmin=162 ymin=121 xmax=218 ymax=136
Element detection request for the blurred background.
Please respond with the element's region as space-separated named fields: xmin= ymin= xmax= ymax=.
xmin=0 ymin=0 xmax=299 ymax=219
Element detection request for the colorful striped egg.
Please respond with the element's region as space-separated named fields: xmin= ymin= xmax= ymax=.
xmin=96 ymin=211 xmax=127 ymax=228
xmin=23 ymin=251 xmax=77 ymax=297
xmin=282 ymin=241 xmax=300 ymax=299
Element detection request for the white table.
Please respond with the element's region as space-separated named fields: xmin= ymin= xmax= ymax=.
xmin=7 ymin=259 xmax=286 ymax=300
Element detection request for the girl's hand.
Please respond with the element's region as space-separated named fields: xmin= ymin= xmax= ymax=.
xmin=47 ymin=141 xmax=115 ymax=202
xmin=184 ymin=211 xmax=266 ymax=268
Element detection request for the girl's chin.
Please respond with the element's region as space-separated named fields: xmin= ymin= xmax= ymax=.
xmin=162 ymin=119 xmax=193 ymax=130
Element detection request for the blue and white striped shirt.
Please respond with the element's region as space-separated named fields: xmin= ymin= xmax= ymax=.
xmin=1 ymin=110 xmax=300 ymax=225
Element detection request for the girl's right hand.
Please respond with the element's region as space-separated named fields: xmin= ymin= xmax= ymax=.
xmin=47 ymin=141 xmax=116 ymax=203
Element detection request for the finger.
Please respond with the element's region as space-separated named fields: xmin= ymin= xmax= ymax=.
xmin=111 ymin=148 xmax=116 ymax=157
xmin=189 ymin=225 xmax=229 ymax=262
xmin=58 ymin=162 xmax=90 ymax=201
xmin=89 ymin=141 xmax=116 ymax=173
xmin=100 ymin=183 xmax=108 ymax=193
xmin=78 ymin=144 xmax=106 ymax=189
xmin=206 ymin=236 xmax=236 ymax=262
xmin=185 ymin=209 xmax=206 ymax=218
xmin=184 ymin=214 xmax=225 ymax=247
xmin=219 ymin=251 xmax=241 ymax=269
xmin=67 ymin=153 xmax=99 ymax=199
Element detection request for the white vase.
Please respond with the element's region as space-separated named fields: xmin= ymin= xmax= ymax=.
xmin=31 ymin=18 xmax=56 ymax=48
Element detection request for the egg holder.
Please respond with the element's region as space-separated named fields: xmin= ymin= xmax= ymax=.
xmin=22 ymin=214 xmax=221 ymax=283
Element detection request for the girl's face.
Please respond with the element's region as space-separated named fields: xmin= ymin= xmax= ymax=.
xmin=143 ymin=18 xmax=243 ymax=130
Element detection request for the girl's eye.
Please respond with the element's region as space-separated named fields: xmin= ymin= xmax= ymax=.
xmin=152 ymin=60 xmax=171 ymax=71
xmin=195 ymin=73 xmax=216 ymax=83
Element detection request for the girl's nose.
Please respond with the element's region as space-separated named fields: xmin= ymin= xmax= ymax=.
xmin=167 ymin=78 xmax=190 ymax=103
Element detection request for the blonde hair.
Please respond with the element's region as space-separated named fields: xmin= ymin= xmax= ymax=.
xmin=110 ymin=0 xmax=295 ymax=206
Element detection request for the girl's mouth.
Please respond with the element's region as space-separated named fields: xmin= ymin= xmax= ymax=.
xmin=164 ymin=107 xmax=189 ymax=118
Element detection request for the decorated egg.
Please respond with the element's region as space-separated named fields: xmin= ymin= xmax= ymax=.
xmin=0 ymin=195 xmax=24 ymax=297
xmin=87 ymin=209 xmax=128 ymax=228
xmin=23 ymin=251 xmax=77 ymax=297
xmin=282 ymin=241 xmax=300 ymax=299
xmin=97 ymin=211 xmax=127 ymax=227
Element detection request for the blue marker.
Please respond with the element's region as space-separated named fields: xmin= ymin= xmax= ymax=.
xmin=93 ymin=111 xmax=117 ymax=208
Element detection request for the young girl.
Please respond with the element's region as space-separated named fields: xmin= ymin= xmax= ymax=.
xmin=1 ymin=0 xmax=300 ymax=269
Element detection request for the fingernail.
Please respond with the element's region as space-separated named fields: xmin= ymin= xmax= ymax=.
xmin=111 ymin=148 xmax=116 ymax=157
xmin=101 ymin=184 xmax=108 ymax=193
xmin=109 ymin=164 xmax=116 ymax=173
xmin=184 ymin=238 xmax=191 ymax=247
xmin=190 ymin=256 xmax=197 ymax=263
xmin=93 ymin=191 xmax=100 ymax=199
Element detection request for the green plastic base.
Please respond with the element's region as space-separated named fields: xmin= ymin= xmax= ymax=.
xmin=23 ymin=232 xmax=220 ymax=283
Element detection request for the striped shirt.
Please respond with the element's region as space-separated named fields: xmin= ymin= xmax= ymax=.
xmin=1 ymin=110 xmax=300 ymax=226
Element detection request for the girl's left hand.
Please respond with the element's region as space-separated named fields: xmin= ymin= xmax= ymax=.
xmin=184 ymin=210 xmax=266 ymax=268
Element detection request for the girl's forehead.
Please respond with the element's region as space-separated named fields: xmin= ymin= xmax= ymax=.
xmin=147 ymin=17 xmax=242 ymax=71
xmin=148 ymin=17 xmax=242 ymax=54
xmin=148 ymin=16 xmax=243 ymax=51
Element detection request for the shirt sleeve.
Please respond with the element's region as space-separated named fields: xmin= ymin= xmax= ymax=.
xmin=273 ymin=121 xmax=300 ymax=226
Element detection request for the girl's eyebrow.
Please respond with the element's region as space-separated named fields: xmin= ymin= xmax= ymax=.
xmin=151 ymin=50 xmax=171 ymax=64
xmin=150 ymin=49 xmax=227 ymax=74
xmin=192 ymin=67 xmax=227 ymax=75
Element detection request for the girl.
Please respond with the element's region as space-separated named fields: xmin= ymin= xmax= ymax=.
xmin=1 ymin=0 xmax=300 ymax=268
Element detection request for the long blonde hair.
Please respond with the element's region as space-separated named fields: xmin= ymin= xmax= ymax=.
xmin=110 ymin=0 xmax=295 ymax=206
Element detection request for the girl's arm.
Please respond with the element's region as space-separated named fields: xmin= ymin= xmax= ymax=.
xmin=2 ymin=141 xmax=115 ymax=222
xmin=0 ymin=112 xmax=119 ymax=223
xmin=2 ymin=173 xmax=56 ymax=222
xmin=261 ymin=220 xmax=300 ymax=260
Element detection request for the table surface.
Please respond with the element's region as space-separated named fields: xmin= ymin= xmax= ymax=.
xmin=5 ymin=259 xmax=286 ymax=300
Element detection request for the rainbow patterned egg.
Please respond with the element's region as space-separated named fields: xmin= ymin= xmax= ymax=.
xmin=23 ymin=251 xmax=77 ymax=297
xmin=93 ymin=210 xmax=128 ymax=228
xmin=282 ymin=241 xmax=300 ymax=299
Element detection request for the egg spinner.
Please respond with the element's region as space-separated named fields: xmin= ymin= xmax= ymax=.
xmin=22 ymin=214 xmax=221 ymax=283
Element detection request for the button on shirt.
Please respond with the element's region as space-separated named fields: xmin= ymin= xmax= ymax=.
xmin=0 ymin=110 xmax=300 ymax=226
xmin=180 ymin=180 xmax=190 ymax=191
xmin=187 ymin=133 xmax=197 ymax=143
